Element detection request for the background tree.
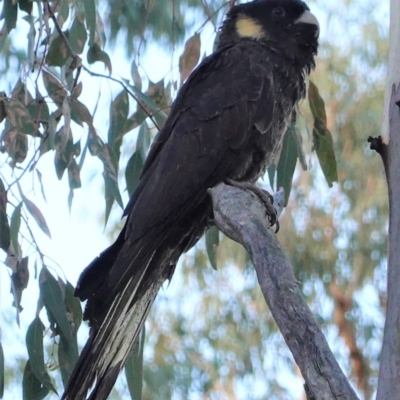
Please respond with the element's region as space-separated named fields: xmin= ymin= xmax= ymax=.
xmin=0 ymin=0 xmax=392 ymax=399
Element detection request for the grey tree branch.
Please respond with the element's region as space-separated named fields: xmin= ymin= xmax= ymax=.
xmin=209 ymin=183 xmax=359 ymax=400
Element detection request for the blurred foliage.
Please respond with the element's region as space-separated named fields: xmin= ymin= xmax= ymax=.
xmin=0 ymin=0 xmax=389 ymax=399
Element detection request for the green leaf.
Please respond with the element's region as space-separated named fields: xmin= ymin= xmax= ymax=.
xmin=312 ymin=122 xmax=338 ymax=187
xmin=83 ymin=0 xmax=96 ymax=46
xmin=40 ymin=267 xmax=73 ymax=347
xmin=99 ymin=145 xmax=123 ymax=224
xmin=69 ymin=15 xmax=87 ymax=54
xmin=292 ymin=126 xmax=307 ymax=171
xmin=130 ymin=59 xmax=142 ymax=91
xmin=0 ymin=178 xmax=10 ymax=252
xmin=308 ymin=81 xmax=327 ymax=126
xmin=40 ymin=115 xmax=56 ymax=156
xmin=46 ymin=34 xmax=69 ymax=67
xmin=26 ymin=98 xmax=50 ymax=126
xmin=277 ymin=127 xmax=298 ymax=206
xmin=3 ymin=0 xmax=18 ymax=33
xmin=18 ymin=185 xmax=51 ymax=238
xmin=42 ymin=71 xmax=67 ymax=107
xmin=205 ymin=226 xmax=219 ymax=270
xmin=308 ymin=81 xmax=338 ymax=187
xmin=58 ymin=282 xmax=80 ymax=387
xmin=59 ymin=282 xmax=80 ymax=386
xmin=136 ymin=121 xmax=150 ymax=160
xmin=18 ymin=0 xmax=32 ymax=14
xmin=86 ymin=125 xmax=123 ymax=222
xmin=65 ymin=281 xmax=82 ymax=332
xmin=125 ymin=328 xmax=145 ymax=400
xmin=10 ymin=203 xmax=22 ymax=257
xmin=25 ymin=318 xmax=58 ymax=395
xmin=125 ymin=151 xmax=143 ymax=197
xmin=4 ymin=98 xmax=36 ymax=135
xmin=108 ymin=90 xmax=129 ymax=163
xmin=87 ymin=43 xmax=112 ymax=74
xmin=104 ymin=170 xmax=123 ymax=226
xmin=104 ymin=180 xmax=115 ymax=226
xmin=267 ymin=164 xmax=276 ymax=190
xmin=58 ymin=336 xmax=78 ymax=388
xmin=0 ymin=341 xmax=4 ymax=398
xmin=23 ymin=360 xmax=50 ymax=400
xmin=57 ymin=0 xmax=69 ymax=28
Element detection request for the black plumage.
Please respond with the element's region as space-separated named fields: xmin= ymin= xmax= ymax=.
xmin=63 ymin=1 xmax=318 ymax=398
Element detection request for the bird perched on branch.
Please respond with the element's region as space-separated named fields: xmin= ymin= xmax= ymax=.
xmin=62 ymin=1 xmax=319 ymax=398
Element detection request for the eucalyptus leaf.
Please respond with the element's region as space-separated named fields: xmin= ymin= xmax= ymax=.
xmin=23 ymin=360 xmax=50 ymax=400
xmin=125 ymin=151 xmax=144 ymax=197
xmin=25 ymin=318 xmax=57 ymax=394
xmin=108 ymin=90 xmax=129 ymax=163
xmin=69 ymin=15 xmax=87 ymax=54
xmin=0 ymin=178 xmax=10 ymax=252
xmin=277 ymin=127 xmax=298 ymax=206
xmin=10 ymin=203 xmax=22 ymax=257
xmin=83 ymin=0 xmax=96 ymax=46
xmin=205 ymin=226 xmax=219 ymax=270
xmin=3 ymin=0 xmax=18 ymax=33
xmin=39 ymin=268 xmax=73 ymax=348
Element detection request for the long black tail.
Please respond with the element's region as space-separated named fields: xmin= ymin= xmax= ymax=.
xmin=62 ymin=200 xmax=210 ymax=399
xmin=62 ymin=267 xmax=165 ymax=400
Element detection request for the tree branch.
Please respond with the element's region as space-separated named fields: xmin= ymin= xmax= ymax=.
xmin=209 ymin=183 xmax=359 ymax=400
xmin=367 ymin=136 xmax=389 ymax=182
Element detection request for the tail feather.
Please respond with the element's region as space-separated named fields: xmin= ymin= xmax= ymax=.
xmin=62 ymin=272 xmax=165 ymax=400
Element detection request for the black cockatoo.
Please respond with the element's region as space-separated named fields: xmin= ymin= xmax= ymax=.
xmin=62 ymin=1 xmax=319 ymax=398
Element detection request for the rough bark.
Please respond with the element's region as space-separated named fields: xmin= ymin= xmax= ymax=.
xmin=209 ymin=183 xmax=359 ymax=400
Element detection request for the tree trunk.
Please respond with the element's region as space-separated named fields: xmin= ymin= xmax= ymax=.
xmin=376 ymin=0 xmax=400 ymax=397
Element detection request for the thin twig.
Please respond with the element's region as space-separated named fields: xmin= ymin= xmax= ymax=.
xmin=43 ymin=0 xmax=77 ymax=59
xmin=196 ymin=2 xmax=229 ymax=35
xmin=80 ymin=67 xmax=163 ymax=131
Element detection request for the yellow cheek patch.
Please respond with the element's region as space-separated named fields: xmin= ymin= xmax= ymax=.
xmin=235 ymin=16 xmax=265 ymax=40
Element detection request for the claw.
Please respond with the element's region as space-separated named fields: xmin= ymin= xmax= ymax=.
xmin=226 ymin=179 xmax=279 ymax=231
